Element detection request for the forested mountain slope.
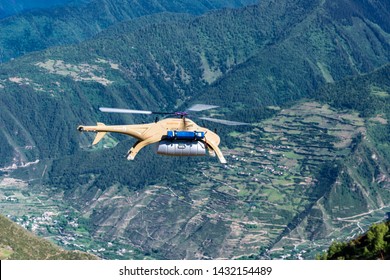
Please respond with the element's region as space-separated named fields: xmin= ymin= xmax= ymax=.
xmin=269 ymin=65 xmax=390 ymax=258
xmin=0 ymin=0 xmax=90 ymax=19
xmin=195 ymin=0 xmax=390 ymax=110
xmin=0 ymin=0 xmax=258 ymax=61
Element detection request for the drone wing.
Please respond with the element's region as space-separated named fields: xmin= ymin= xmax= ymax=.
xmin=199 ymin=117 xmax=250 ymax=126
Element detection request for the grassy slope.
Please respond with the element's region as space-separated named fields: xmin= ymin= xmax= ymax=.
xmin=0 ymin=214 xmax=98 ymax=259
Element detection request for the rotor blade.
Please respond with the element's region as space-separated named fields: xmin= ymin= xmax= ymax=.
xmin=199 ymin=117 xmax=250 ymax=126
xmin=99 ymin=107 xmax=173 ymax=115
xmin=187 ymin=104 xmax=219 ymax=112
xmin=99 ymin=107 xmax=153 ymax=114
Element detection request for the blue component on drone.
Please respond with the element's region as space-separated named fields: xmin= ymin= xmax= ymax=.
xmin=166 ymin=130 xmax=205 ymax=140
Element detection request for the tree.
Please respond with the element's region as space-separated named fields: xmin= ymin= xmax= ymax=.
xmin=366 ymin=223 xmax=388 ymax=258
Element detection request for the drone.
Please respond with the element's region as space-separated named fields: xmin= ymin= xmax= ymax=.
xmin=77 ymin=104 xmax=248 ymax=163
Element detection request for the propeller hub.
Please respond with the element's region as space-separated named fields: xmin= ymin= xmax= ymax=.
xmin=174 ymin=112 xmax=189 ymax=117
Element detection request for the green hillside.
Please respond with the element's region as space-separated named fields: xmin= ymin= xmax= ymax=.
xmin=0 ymin=0 xmax=90 ymax=18
xmin=266 ymin=64 xmax=390 ymax=258
xmin=0 ymin=0 xmax=389 ymax=259
xmin=0 ymin=0 xmax=258 ymax=62
xmin=0 ymin=214 xmax=98 ymax=259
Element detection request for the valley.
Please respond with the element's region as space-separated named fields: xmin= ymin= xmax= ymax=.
xmin=1 ymin=100 xmax=388 ymax=259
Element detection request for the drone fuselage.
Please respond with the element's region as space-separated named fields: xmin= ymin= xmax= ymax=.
xmin=77 ymin=117 xmax=227 ymax=163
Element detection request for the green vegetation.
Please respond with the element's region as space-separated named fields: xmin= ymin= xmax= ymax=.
xmin=0 ymin=214 xmax=98 ymax=260
xmin=315 ymin=66 xmax=390 ymax=118
xmin=318 ymin=221 xmax=390 ymax=260
xmin=3 ymin=100 xmax=381 ymax=260
xmin=0 ymin=1 xmax=90 ymax=18
xmin=0 ymin=0 xmax=258 ymax=62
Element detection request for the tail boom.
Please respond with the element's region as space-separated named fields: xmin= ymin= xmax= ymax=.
xmin=77 ymin=122 xmax=153 ymax=145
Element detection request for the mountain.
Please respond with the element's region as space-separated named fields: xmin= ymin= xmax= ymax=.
xmin=0 ymin=0 xmax=90 ymax=18
xmin=0 ymin=0 xmax=258 ymax=62
xmin=42 ymin=62 xmax=390 ymax=259
xmin=267 ymin=64 xmax=390 ymax=258
xmin=0 ymin=0 xmax=389 ymax=259
xmin=0 ymin=0 xmax=388 ymax=167
xmin=195 ymin=0 xmax=390 ymax=110
xmin=0 ymin=214 xmax=98 ymax=259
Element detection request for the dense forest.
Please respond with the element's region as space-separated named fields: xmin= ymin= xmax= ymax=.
xmin=0 ymin=0 xmax=258 ymax=62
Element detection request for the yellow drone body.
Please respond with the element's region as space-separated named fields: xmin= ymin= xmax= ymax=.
xmin=78 ymin=116 xmax=227 ymax=163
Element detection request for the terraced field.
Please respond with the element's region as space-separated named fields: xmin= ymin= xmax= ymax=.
xmin=66 ymin=101 xmax=382 ymax=259
xmin=1 ymin=101 xmax=389 ymax=259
